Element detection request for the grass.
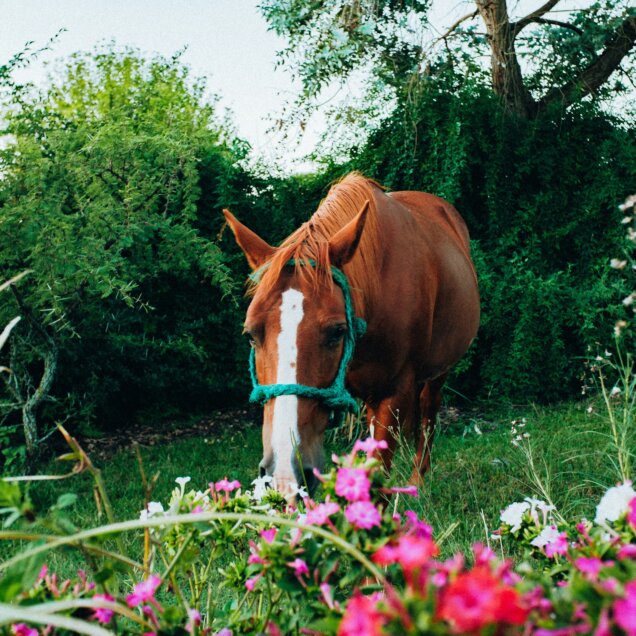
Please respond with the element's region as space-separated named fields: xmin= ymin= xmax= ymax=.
xmin=17 ymin=397 xmax=628 ymax=566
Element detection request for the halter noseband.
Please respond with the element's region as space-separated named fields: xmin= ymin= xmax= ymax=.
xmin=248 ymin=260 xmax=366 ymax=423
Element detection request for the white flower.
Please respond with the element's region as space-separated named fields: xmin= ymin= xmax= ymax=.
xmin=176 ymin=476 xmax=191 ymax=488
xmin=610 ymin=386 xmax=622 ymax=398
xmin=139 ymin=501 xmax=164 ymax=520
xmin=594 ymin=481 xmax=636 ymax=524
xmin=530 ymin=524 xmax=560 ymax=548
xmin=524 ymin=497 xmax=555 ymax=524
xmin=610 ymin=258 xmax=627 ymax=270
xmin=251 ymin=475 xmax=273 ymax=502
xmin=290 ymin=483 xmax=308 ymax=499
xmin=500 ymin=501 xmax=530 ymax=532
xmin=622 ymin=294 xmax=635 ymax=307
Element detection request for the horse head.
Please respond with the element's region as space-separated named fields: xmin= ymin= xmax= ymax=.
xmin=223 ymin=202 xmax=369 ymax=499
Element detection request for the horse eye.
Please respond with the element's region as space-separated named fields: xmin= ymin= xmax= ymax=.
xmin=244 ymin=331 xmax=257 ymax=348
xmin=324 ymin=325 xmax=347 ymax=348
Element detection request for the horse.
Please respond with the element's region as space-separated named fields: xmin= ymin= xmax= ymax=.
xmin=223 ymin=173 xmax=479 ymax=498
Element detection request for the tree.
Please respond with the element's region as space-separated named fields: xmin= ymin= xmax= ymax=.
xmin=0 ymin=46 xmax=241 ymax=452
xmin=260 ymin=0 xmax=636 ymax=126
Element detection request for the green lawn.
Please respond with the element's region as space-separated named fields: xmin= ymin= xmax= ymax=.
xmin=23 ymin=397 xmax=626 ymax=565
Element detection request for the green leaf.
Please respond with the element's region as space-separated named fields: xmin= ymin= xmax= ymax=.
xmin=0 ymin=540 xmax=47 ymax=602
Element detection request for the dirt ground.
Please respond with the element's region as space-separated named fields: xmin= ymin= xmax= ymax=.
xmin=77 ymin=406 xmax=260 ymax=461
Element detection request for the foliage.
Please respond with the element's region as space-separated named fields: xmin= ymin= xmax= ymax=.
xmin=260 ymin=0 xmax=635 ymax=135
xmin=331 ymin=87 xmax=635 ymax=402
xmin=0 ymin=46 xmax=254 ymax=445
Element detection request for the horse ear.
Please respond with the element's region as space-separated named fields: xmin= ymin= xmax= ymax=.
xmin=328 ymin=200 xmax=370 ymax=267
xmin=223 ymin=209 xmax=275 ymax=270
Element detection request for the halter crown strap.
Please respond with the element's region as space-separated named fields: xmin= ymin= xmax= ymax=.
xmin=248 ymin=260 xmax=366 ymax=415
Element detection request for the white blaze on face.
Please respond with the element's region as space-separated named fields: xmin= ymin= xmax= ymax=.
xmin=271 ymin=288 xmax=304 ymax=494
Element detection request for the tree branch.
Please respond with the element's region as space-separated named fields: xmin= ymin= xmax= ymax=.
xmin=531 ymin=18 xmax=584 ymax=36
xmin=435 ymin=9 xmax=480 ymax=43
xmin=539 ymin=15 xmax=636 ymax=110
xmin=513 ymin=0 xmax=561 ymax=36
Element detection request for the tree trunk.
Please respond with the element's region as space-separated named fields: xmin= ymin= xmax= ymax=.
xmin=475 ymin=0 xmax=537 ymax=118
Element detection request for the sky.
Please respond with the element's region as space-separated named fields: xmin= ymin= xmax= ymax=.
xmin=1 ymin=0 xmax=588 ymax=171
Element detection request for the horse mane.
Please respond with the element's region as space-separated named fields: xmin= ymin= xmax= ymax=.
xmin=249 ymin=172 xmax=382 ymax=315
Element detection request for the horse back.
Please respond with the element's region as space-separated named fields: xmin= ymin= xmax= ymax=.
xmin=388 ymin=191 xmax=472 ymax=259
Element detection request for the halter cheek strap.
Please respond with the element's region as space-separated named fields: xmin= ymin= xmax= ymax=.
xmin=248 ymin=262 xmax=366 ymax=420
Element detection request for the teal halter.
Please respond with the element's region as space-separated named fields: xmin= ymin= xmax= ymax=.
xmin=248 ymin=260 xmax=366 ymax=421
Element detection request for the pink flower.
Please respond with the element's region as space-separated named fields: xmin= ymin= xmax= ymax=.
xmin=384 ymin=485 xmax=419 ymax=497
xmin=288 ymin=558 xmax=309 ymax=577
xmin=335 ymin=468 xmax=371 ymax=502
xmin=92 ymin=593 xmax=115 ymax=624
xmin=186 ymin=609 xmax=201 ymax=633
xmin=127 ymin=575 xmax=162 ymax=608
xmin=214 ymin=629 xmax=232 ymax=636
xmin=595 ymin=608 xmax=612 ymax=636
xmin=260 ymin=528 xmax=277 ymax=544
xmin=545 ymin=532 xmax=569 ymax=557
xmin=614 ymin=581 xmax=636 ymax=636
xmin=574 ymin=557 xmax=604 ymax=580
xmin=213 ymin=478 xmax=241 ymax=493
xmin=345 ymin=501 xmax=381 ymax=529
xmin=352 ymin=437 xmax=388 ymax=454
xmin=618 ymin=544 xmax=636 ymax=560
xmin=338 ymin=591 xmax=386 ymax=636
xmin=373 ymin=535 xmax=438 ymax=574
xmin=404 ymin=510 xmax=433 ymax=538
xmin=628 ymin=496 xmax=636 ymax=530
xmin=245 ymin=574 xmax=262 ymax=591
xmin=11 ymin=625 xmax=38 ymax=636
xmin=473 ymin=543 xmax=496 ymax=565
xmin=305 ymin=500 xmax=340 ymax=526
xmin=320 ymin=582 xmax=336 ymax=610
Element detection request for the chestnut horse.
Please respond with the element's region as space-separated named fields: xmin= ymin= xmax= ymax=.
xmin=224 ymin=173 xmax=479 ymax=497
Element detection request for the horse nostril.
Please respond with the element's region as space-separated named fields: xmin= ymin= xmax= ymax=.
xmin=259 ymin=464 xmax=266 ymax=478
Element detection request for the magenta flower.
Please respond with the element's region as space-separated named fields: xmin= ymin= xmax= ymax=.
xmin=335 ymin=467 xmax=371 ymax=502
xmin=92 ymin=593 xmax=115 ymax=624
xmin=384 ymin=485 xmax=419 ymax=497
xmin=545 ymin=532 xmax=569 ymax=558
xmin=344 ymin=501 xmax=381 ymax=529
xmin=614 ymin=581 xmax=636 ymax=636
xmin=288 ymin=558 xmax=309 ymax=577
xmin=404 ymin=510 xmax=433 ymax=538
xmin=260 ymin=528 xmax=277 ymax=544
xmin=213 ymin=478 xmax=241 ymax=493
xmin=373 ymin=535 xmax=438 ymax=573
xmin=306 ymin=500 xmax=340 ymax=526
xmin=352 ymin=437 xmax=388 ymax=454
xmin=245 ymin=574 xmax=262 ymax=591
xmin=11 ymin=625 xmax=38 ymax=636
xmin=338 ymin=591 xmax=386 ymax=636
xmin=126 ymin=575 xmax=162 ymax=608
xmin=618 ymin=544 xmax=636 ymax=560
xmin=574 ymin=556 xmax=604 ymax=580
xmin=215 ymin=629 xmax=233 ymax=636
xmin=628 ymin=496 xmax=636 ymax=530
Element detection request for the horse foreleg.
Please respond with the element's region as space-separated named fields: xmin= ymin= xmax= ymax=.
xmin=411 ymin=373 xmax=447 ymax=484
xmin=365 ymin=376 xmax=418 ymax=474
